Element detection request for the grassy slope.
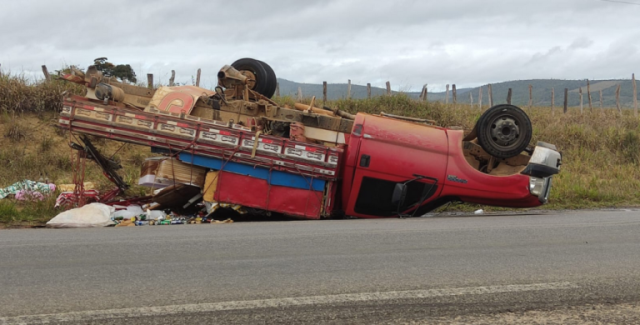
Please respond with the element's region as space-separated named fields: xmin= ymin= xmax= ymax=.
xmin=0 ymin=112 xmax=156 ymax=226
xmin=1 ymin=73 xmax=640 ymax=226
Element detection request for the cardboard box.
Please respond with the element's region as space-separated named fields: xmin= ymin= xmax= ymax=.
xmin=139 ymin=157 xmax=207 ymax=188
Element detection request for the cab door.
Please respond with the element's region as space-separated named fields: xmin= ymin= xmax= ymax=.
xmin=345 ymin=115 xmax=450 ymax=218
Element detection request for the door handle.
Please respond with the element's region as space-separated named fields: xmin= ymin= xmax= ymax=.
xmin=360 ymin=154 xmax=371 ymax=167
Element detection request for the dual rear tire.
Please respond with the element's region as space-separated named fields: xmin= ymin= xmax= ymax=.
xmin=230 ymin=58 xmax=277 ymax=98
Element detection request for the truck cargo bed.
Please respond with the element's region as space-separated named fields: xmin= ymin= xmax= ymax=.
xmin=58 ymin=96 xmax=343 ymax=219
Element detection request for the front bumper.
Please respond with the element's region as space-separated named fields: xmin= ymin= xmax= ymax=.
xmin=524 ymin=142 xmax=560 ymax=204
xmin=522 ymin=143 xmax=562 ymax=178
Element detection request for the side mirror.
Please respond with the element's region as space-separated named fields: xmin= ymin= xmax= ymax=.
xmin=391 ymin=183 xmax=407 ymax=206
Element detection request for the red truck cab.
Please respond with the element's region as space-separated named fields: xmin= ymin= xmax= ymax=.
xmin=341 ymin=113 xmax=559 ymax=218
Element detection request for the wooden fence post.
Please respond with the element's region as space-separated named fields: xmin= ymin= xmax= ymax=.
xmin=367 ymin=83 xmax=371 ymax=99
xmin=297 ymin=87 xmax=302 ymax=101
xmin=579 ymin=87 xmax=583 ymax=114
xmin=551 ymin=88 xmax=555 ymax=116
xmin=445 ymin=84 xmax=450 ymax=104
xmin=424 ymin=85 xmax=428 ymax=102
xmin=147 ymin=73 xmax=153 ymax=89
xmin=528 ymin=84 xmax=533 ymax=109
xmin=587 ymin=79 xmax=592 ymax=111
xmin=488 ymin=84 xmax=493 ymax=107
xmin=452 ymin=84 xmax=457 ymax=105
xmin=600 ymin=90 xmax=603 ymax=111
xmin=275 ymin=82 xmax=280 ymax=97
xmin=169 ymin=70 xmax=175 ymax=86
xmin=323 ymin=81 xmax=327 ymax=104
xmin=507 ymin=88 xmax=512 ymax=105
xmin=616 ymin=84 xmax=621 ymax=115
xmin=347 ymin=79 xmax=351 ymax=100
xmin=386 ymin=81 xmax=391 ymax=96
xmin=634 ymin=73 xmax=638 ymax=117
xmin=42 ymin=65 xmax=51 ymax=82
xmin=469 ymin=90 xmax=473 ymax=108
xmin=478 ymin=87 xmax=483 ymax=109
xmin=420 ymin=85 xmax=427 ymax=101
xmin=563 ymin=88 xmax=568 ymax=114
xmin=195 ymin=68 xmax=201 ymax=87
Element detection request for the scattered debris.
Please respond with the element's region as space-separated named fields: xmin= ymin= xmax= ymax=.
xmin=55 ymin=190 xmax=100 ymax=208
xmin=58 ymin=182 xmax=96 ymax=192
xmin=0 ymin=180 xmax=56 ymax=200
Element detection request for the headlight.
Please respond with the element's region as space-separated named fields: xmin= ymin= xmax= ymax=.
xmin=529 ymin=177 xmax=545 ymax=197
xmin=529 ymin=177 xmax=552 ymax=203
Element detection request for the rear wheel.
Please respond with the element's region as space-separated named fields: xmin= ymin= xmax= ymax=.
xmin=476 ymin=104 xmax=532 ymax=159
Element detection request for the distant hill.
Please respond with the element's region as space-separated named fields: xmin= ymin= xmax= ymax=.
xmin=276 ymin=78 xmax=638 ymax=108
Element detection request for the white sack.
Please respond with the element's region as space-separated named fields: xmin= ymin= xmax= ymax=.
xmin=47 ymin=203 xmax=115 ymax=228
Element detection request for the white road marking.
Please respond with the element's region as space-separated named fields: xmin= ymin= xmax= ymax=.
xmin=0 ymin=282 xmax=577 ymax=324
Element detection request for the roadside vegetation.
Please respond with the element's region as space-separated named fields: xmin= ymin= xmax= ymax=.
xmin=1 ymin=70 xmax=639 ymax=226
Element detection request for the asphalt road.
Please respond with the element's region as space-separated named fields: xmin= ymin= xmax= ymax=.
xmin=2 ymin=210 xmax=640 ymax=324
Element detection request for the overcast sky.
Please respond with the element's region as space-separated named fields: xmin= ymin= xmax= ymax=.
xmin=1 ymin=0 xmax=639 ymax=91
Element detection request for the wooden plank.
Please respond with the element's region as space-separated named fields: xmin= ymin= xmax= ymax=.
xmin=563 ymin=88 xmax=568 ymax=114
xmin=42 ymin=65 xmax=51 ymax=82
xmin=507 ymin=88 xmax=512 ymax=105
xmin=196 ymin=68 xmax=201 ymax=87
xmin=147 ymin=74 xmax=153 ymax=89
xmin=347 ymin=79 xmax=351 ymax=100
xmin=386 ymin=81 xmax=391 ymax=96
xmin=367 ymin=83 xmax=371 ymax=99
xmin=488 ymin=84 xmax=493 ymax=107
xmin=323 ymin=81 xmax=327 ymax=104
xmin=616 ymin=84 xmax=622 ymax=115
xmin=169 ymin=70 xmax=175 ymax=87
xmin=587 ymin=79 xmax=592 ymax=111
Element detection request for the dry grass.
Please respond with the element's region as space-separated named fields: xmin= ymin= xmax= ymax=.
xmin=276 ymin=95 xmax=640 ymax=210
xmin=1 ymin=72 xmax=639 ymax=226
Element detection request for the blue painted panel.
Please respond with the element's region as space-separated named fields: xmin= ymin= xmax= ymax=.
xmin=179 ymin=153 xmax=325 ymax=191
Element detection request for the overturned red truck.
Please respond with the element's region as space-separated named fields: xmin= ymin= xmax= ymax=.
xmin=58 ymin=59 xmax=561 ymax=219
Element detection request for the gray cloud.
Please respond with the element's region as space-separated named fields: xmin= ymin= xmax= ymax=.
xmin=2 ymin=0 xmax=640 ymax=91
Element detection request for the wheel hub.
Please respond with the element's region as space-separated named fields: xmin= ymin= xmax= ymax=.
xmin=239 ymin=70 xmax=257 ymax=90
xmin=491 ymin=117 xmax=519 ymax=146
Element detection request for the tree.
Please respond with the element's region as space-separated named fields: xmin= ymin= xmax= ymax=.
xmin=93 ymin=57 xmax=137 ymax=83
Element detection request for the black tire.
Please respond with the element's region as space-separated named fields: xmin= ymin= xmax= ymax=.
xmin=231 ymin=58 xmax=269 ymax=96
xmin=476 ymin=104 xmax=532 ymax=159
xmin=257 ymin=60 xmax=277 ymax=98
